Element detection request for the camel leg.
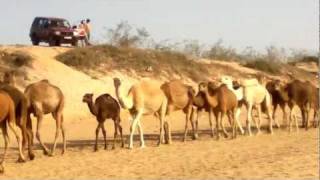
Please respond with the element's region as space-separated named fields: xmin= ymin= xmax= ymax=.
xmin=94 ymin=123 xmax=101 ymax=151
xmin=25 ymin=114 xmax=35 ymax=160
xmin=183 ymin=110 xmax=189 ymax=142
xmin=235 ymin=107 xmax=244 ymax=134
xmin=189 ymin=107 xmax=198 ymax=140
xmin=60 ymin=115 xmax=66 ymax=155
xmin=159 ymin=101 xmax=168 ymax=145
xmin=220 ymin=112 xmax=229 ymax=138
xmin=0 ymin=125 xmax=8 ymax=173
xmin=305 ymin=107 xmax=310 ymax=131
xmin=137 ymin=119 xmax=145 ymax=148
xmin=313 ymin=110 xmax=319 ymax=128
xmin=117 ymin=117 xmax=124 ymax=148
xmin=8 ymin=120 xmax=26 ymax=162
xmin=208 ymin=109 xmax=215 ymax=138
xmin=272 ymin=103 xmax=278 ymax=122
xmin=35 ymin=114 xmax=50 ymax=155
xmin=129 ymin=110 xmax=143 ymax=149
xmin=112 ymin=119 xmax=119 ymax=149
xmin=255 ymin=105 xmax=262 ymax=135
xmin=246 ymin=103 xmax=253 ymax=136
xmin=301 ymin=109 xmax=306 ymax=128
xmin=51 ymin=112 xmax=63 ymax=156
xmin=280 ymin=104 xmax=287 ymax=128
xmin=288 ymin=105 xmax=295 ymax=132
xmin=188 ymin=107 xmax=197 ymax=140
xmin=101 ymin=122 xmax=107 ymax=150
xmin=293 ymin=113 xmax=299 ymax=132
xmin=232 ymin=110 xmax=237 ymax=139
xmin=266 ymin=106 xmax=274 ymax=135
xmin=215 ymin=111 xmax=221 ymax=140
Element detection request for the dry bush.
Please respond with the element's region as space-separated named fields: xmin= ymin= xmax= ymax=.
xmin=56 ymin=45 xmax=209 ymax=81
xmin=244 ymin=59 xmax=281 ymax=74
xmin=0 ymin=50 xmax=33 ymax=67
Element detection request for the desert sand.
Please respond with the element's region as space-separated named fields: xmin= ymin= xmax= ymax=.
xmin=0 ymin=46 xmax=318 ymax=179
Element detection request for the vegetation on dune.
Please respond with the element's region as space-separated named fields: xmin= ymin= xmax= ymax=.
xmin=0 ymin=50 xmax=33 ymax=67
xmin=56 ymin=45 xmax=209 ymax=81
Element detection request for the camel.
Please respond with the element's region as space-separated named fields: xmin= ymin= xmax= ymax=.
xmin=198 ymin=82 xmax=239 ymax=139
xmin=82 ymin=93 xmax=124 ymax=151
xmin=160 ymin=80 xmax=196 ymax=142
xmin=239 ymin=78 xmax=275 ymax=136
xmin=24 ymin=79 xmax=66 ymax=156
xmin=0 ymin=84 xmax=34 ymax=160
xmin=0 ymin=90 xmax=25 ymax=173
xmin=274 ymin=80 xmax=316 ymax=131
xmin=266 ymin=80 xmax=288 ymax=127
xmin=113 ymin=77 xmax=168 ymax=149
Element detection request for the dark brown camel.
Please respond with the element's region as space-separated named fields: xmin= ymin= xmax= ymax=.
xmin=266 ymin=80 xmax=288 ymax=127
xmin=82 ymin=93 xmax=124 ymax=151
xmin=0 ymin=91 xmax=26 ymax=173
xmin=24 ymin=80 xmax=66 ymax=156
xmin=274 ymin=79 xmax=315 ymax=131
xmin=0 ymin=84 xmax=34 ymax=160
xmin=160 ymin=80 xmax=196 ymax=142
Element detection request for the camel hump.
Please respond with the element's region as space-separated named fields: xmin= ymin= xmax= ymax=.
xmin=240 ymin=78 xmax=259 ymax=87
xmin=40 ymin=79 xmax=50 ymax=83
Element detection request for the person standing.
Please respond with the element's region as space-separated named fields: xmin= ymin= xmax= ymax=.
xmin=84 ymin=19 xmax=91 ymax=41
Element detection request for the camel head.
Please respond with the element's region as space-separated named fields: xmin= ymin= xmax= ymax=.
xmin=113 ymin=78 xmax=121 ymax=88
xmin=198 ymin=82 xmax=207 ymax=92
xmin=82 ymin=93 xmax=94 ymax=103
xmin=273 ymin=80 xmax=283 ymax=91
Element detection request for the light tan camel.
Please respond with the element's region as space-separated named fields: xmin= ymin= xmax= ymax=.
xmin=24 ymin=80 xmax=66 ymax=156
xmin=240 ymin=78 xmax=274 ymax=136
xmin=113 ymin=78 xmax=168 ymax=149
xmin=161 ymin=80 xmax=196 ymax=142
xmin=0 ymin=91 xmax=25 ymax=173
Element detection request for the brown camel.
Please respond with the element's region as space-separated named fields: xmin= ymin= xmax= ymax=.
xmin=24 ymin=79 xmax=66 ymax=155
xmin=274 ymin=79 xmax=315 ymax=131
xmin=113 ymin=77 xmax=168 ymax=149
xmin=160 ymin=80 xmax=196 ymax=142
xmin=82 ymin=93 xmax=124 ymax=151
xmin=0 ymin=91 xmax=25 ymax=173
xmin=0 ymin=83 xmax=34 ymax=160
xmin=198 ymin=82 xmax=239 ymax=139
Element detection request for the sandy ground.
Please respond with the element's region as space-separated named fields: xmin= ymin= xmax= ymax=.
xmin=0 ymin=46 xmax=318 ymax=179
xmin=0 ymin=110 xmax=318 ymax=180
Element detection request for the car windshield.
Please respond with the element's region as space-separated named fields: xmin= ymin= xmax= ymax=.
xmin=50 ymin=20 xmax=70 ymax=28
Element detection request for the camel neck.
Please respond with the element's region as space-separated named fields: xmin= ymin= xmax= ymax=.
xmin=204 ymin=90 xmax=218 ymax=108
xmin=86 ymin=100 xmax=97 ymax=116
xmin=115 ymin=84 xmax=133 ymax=109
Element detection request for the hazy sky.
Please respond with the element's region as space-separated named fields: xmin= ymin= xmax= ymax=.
xmin=1 ymin=0 xmax=318 ymax=52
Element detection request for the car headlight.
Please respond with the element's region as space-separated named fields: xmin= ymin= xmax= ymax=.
xmin=54 ymin=31 xmax=61 ymax=35
xmin=73 ymin=31 xmax=79 ymax=36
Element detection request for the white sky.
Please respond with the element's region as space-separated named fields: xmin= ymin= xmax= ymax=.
xmin=1 ymin=0 xmax=318 ymax=52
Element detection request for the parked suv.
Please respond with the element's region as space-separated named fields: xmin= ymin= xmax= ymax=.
xmin=29 ymin=17 xmax=78 ymax=46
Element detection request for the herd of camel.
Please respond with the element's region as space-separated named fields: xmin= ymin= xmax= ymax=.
xmin=0 ymin=71 xmax=318 ymax=173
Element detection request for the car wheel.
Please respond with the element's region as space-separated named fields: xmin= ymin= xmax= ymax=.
xmin=49 ymin=39 xmax=56 ymax=46
xmin=71 ymin=40 xmax=78 ymax=47
xmin=31 ymin=36 xmax=39 ymax=46
xmin=55 ymin=40 xmax=60 ymax=46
